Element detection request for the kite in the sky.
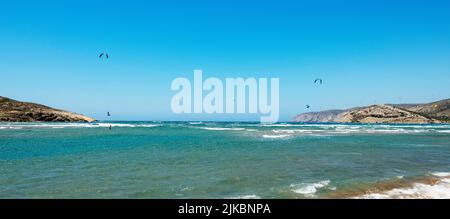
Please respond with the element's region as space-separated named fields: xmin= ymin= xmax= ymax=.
xmin=99 ymin=53 xmax=109 ymax=59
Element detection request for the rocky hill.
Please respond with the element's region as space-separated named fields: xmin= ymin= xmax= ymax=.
xmin=395 ymin=99 xmax=450 ymax=121
xmin=292 ymin=99 xmax=450 ymax=124
xmin=334 ymin=104 xmax=441 ymax=123
xmin=0 ymin=96 xmax=96 ymax=122
xmin=292 ymin=109 xmax=345 ymax=123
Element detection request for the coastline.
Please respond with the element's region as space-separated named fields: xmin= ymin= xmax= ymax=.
xmin=323 ymin=173 xmax=450 ymax=199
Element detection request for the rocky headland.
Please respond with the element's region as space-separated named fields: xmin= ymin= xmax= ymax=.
xmin=0 ymin=96 xmax=96 ymax=122
xmin=292 ymin=99 xmax=450 ymax=124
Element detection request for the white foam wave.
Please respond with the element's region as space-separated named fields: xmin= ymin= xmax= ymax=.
xmin=432 ymin=172 xmax=450 ymax=177
xmin=0 ymin=123 xmax=162 ymax=129
xmin=376 ymin=124 xmax=450 ymax=129
xmin=260 ymin=124 xmax=354 ymax=128
xmin=180 ymin=186 xmax=194 ymax=192
xmin=2 ymin=122 xmax=449 ymax=135
xmin=227 ymin=194 xmax=261 ymax=199
xmin=356 ymin=172 xmax=450 ymax=199
xmin=90 ymin=123 xmax=161 ymax=128
xmin=267 ymin=126 xmax=447 ymax=135
xmin=0 ymin=126 xmax=23 ymax=129
xmin=290 ymin=180 xmax=331 ymax=197
xmin=249 ymin=123 xmax=450 ymax=130
xmin=272 ymin=129 xmax=313 ymax=134
xmin=356 ymin=179 xmax=450 ymax=199
xmin=262 ymin=134 xmax=291 ymax=139
xmin=245 ymin=129 xmax=258 ymax=132
xmin=201 ymin=127 xmax=246 ymax=131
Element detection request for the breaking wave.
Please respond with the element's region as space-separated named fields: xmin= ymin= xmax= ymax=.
xmin=354 ymin=172 xmax=450 ymax=199
xmin=262 ymin=134 xmax=291 ymax=139
xmin=290 ymin=180 xmax=333 ymax=197
xmin=431 ymin=172 xmax=450 ymax=177
xmin=227 ymin=194 xmax=261 ymax=199
xmin=0 ymin=123 xmax=162 ymax=129
xmin=201 ymin=127 xmax=246 ymax=131
xmin=2 ymin=122 xmax=449 ymax=137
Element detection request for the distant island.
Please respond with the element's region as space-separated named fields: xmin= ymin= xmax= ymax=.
xmin=0 ymin=96 xmax=95 ymax=122
xmin=292 ymin=99 xmax=450 ymax=124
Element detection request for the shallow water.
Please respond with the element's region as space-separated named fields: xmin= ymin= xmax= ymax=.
xmin=0 ymin=122 xmax=449 ymax=198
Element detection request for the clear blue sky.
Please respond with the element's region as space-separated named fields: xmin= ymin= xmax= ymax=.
xmin=1 ymin=0 xmax=449 ymax=121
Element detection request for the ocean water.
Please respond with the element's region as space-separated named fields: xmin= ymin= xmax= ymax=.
xmin=0 ymin=122 xmax=450 ymax=199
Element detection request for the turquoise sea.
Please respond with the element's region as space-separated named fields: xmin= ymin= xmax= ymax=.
xmin=1 ymin=122 xmax=450 ymax=198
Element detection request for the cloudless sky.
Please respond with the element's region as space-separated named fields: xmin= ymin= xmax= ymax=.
xmin=1 ymin=0 xmax=450 ymax=121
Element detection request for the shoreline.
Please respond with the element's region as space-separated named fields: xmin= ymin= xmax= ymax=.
xmin=321 ymin=173 xmax=450 ymax=199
